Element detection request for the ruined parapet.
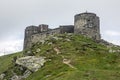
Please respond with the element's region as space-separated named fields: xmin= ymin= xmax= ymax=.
xmin=60 ymin=25 xmax=74 ymax=33
xmin=38 ymin=24 xmax=48 ymax=32
xmin=24 ymin=25 xmax=39 ymax=38
xmin=24 ymin=26 xmax=61 ymax=50
xmin=30 ymin=28 xmax=60 ymax=46
xmin=23 ymin=24 xmax=49 ymax=50
xmin=74 ymin=12 xmax=101 ymax=40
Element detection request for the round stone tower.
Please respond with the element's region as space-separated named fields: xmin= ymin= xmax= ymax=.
xmin=74 ymin=12 xmax=101 ymax=40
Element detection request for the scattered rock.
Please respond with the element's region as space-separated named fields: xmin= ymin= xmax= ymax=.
xmin=40 ymin=40 xmax=45 ymax=44
xmin=36 ymin=48 xmax=41 ymax=53
xmin=67 ymin=33 xmax=72 ymax=35
xmin=65 ymin=39 xmax=71 ymax=42
xmin=52 ymin=37 xmax=59 ymax=40
xmin=26 ymin=51 xmax=33 ymax=56
xmin=9 ymin=69 xmax=31 ymax=80
xmin=48 ymin=42 xmax=53 ymax=45
xmin=16 ymin=56 xmax=46 ymax=72
xmin=45 ymin=75 xmax=51 ymax=78
xmin=47 ymin=59 xmax=52 ymax=61
xmin=11 ymin=75 xmax=21 ymax=80
xmin=23 ymin=70 xmax=32 ymax=78
xmin=109 ymin=49 xmax=120 ymax=53
xmin=0 ymin=74 xmax=5 ymax=80
xmin=27 ymin=51 xmax=31 ymax=54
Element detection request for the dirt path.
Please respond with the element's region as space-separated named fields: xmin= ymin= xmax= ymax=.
xmin=53 ymin=47 xmax=76 ymax=69
xmin=54 ymin=47 xmax=61 ymax=54
xmin=63 ymin=59 xmax=77 ymax=69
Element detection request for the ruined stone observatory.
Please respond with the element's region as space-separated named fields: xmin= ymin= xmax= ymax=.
xmin=23 ymin=12 xmax=101 ymax=50
xmin=74 ymin=13 xmax=101 ymax=40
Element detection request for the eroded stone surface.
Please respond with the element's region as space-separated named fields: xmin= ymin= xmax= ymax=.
xmin=16 ymin=56 xmax=46 ymax=72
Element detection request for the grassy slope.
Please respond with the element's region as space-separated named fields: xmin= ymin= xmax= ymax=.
xmin=25 ymin=34 xmax=120 ymax=80
xmin=0 ymin=52 xmax=22 ymax=74
xmin=0 ymin=34 xmax=120 ymax=80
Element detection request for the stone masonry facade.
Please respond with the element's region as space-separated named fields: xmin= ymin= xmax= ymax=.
xmin=24 ymin=12 xmax=101 ymax=50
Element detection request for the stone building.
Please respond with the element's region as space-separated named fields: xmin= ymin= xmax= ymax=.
xmin=23 ymin=12 xmax=101 ymax=50
xmin=24 ymin=25 xmax=74 ymax=49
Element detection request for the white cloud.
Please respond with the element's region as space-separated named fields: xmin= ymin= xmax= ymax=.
xmin=102 ymin=30 xmax=120 ymax=45
xmin=110 ymin=40 xmax=120 ymax=45
xmin=104 ymin=30 xmax=120 ymax=36
xmin=0 ymin=39 xmax=23 ymax=56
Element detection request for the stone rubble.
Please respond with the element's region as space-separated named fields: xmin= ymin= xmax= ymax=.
xmin=10 ymin=70 xmax=32 ymax=80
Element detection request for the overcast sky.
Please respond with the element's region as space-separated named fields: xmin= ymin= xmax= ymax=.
xmin=0 ymin=0 xmax=120 ymax=56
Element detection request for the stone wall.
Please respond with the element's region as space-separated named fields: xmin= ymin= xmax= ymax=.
xmin=38 ymin=24 xmax=48 ymax=32
xmin=60 ymin=25 xmax=74 ymax=33
xmin=24 ymin=24 xmax=49 ymax=49
xmin=31 ymin=28 xmax=60 ymax=45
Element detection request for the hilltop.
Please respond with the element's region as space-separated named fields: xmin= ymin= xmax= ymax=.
xmin=24 ymin=12 xmax=101 ymax=50
xmin=0 ymin=34 xmax=120 ymax=80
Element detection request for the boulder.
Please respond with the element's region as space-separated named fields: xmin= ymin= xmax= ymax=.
xmin=10 ymin=70 xmax=31 ymax=80
xmin=52 ymin=37 xmax=59 ymax=40
xmin=0 ymin=74 xmax=5 ymax=80
xmin=23 ymin=70 xmax=32 ymax=78
xmin=16 ymin=56 xmax=46 ymax=72
xmin=48 ymin=42 xmax=53 ymax=45
xmin=40 ymin=40 xmax=45 ymax=44
xmin=65 ymin=39 xmax=71 ymax=42
xmin=11 ymin=75 xmax=21 ymax=80
xmin=36 ymin=48 xmax=41 ymax=53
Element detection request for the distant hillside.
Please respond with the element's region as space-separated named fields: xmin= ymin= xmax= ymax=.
xmin=0 ymin=34 xmax=120 ymax=80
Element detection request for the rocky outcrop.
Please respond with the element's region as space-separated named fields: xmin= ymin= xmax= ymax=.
xmin=10 ymin=70 xmax=32 ymax=80
xmin=11 ymin=75 xmax=21 ymax=80
xmin=16 ymin=56 xmax=46 ymax=72
xmin=0 ymin=74 xmax=5 ymax=80
xmin=1 ymin=54 xmax=46 ymax=80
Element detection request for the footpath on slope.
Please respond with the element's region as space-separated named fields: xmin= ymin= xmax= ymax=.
xmin=54 ymin=47 xmax=77 ymax=69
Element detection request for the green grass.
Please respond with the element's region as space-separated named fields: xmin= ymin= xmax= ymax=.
xmin=25 ymin=34 xmax=120 ymax=80
xmin=0 ymin=34 xmax=120 ymax=80
xmin=0 ymin=52 xmax=23 ymax=74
